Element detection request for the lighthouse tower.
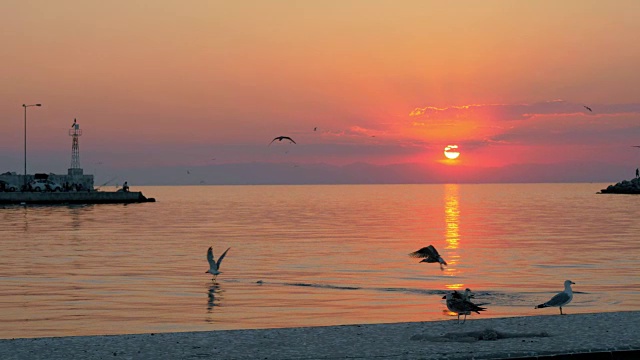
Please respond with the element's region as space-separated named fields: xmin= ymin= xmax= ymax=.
xmin=68 ymin=118 xmax=83 ymax=176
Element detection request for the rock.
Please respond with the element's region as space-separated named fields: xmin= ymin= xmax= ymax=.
xmin=600 ymin=178 xmax=640 ymax=194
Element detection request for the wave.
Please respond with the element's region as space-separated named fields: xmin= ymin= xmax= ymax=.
xmin=284 ymin=282 xmax=361 ymax=291
xmin=532 ymin=264 xmax=597 ymax=269
xmin=247 ymin=280 xmax=588 ymax=307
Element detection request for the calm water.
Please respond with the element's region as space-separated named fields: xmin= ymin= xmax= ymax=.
xmin=1 ymin=184 xmax=639 ymax=339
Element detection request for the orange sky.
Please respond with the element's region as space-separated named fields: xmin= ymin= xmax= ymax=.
xmin=2 ymin=1 xmax=640 ymax=183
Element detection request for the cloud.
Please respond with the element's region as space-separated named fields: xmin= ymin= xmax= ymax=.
xmin=409 ymin=100 xmax=640 ymax=122
xmin=489 ymin=112 xmax=640 ymax=147
xmin=317 ymin=125 xmax=387 ymax=140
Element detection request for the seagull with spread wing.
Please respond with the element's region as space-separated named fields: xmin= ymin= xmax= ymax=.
xmin=535 ymin=280 xmax=575 ymax=315
xmin=205 ymin=246 xmax=231 ymax=280
xmin=269 ymin=136 xmax=297 ymax=145
xmin=409 ymin=245 xmax=447 ymax=270
xmin=584 ymin=105 xmax=592 ymax=112
xmin=442 ymin=291 xmax=487 ymax=323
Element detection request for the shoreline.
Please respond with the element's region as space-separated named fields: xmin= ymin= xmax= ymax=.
xmin=1 ymin=311 xmax=638 ymax=359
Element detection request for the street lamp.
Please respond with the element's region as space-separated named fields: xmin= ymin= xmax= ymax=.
xmin=22 ymin=103 xmax=42 ymax=190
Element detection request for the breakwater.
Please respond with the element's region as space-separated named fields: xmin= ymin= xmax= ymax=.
xmin=0 ymin=191 xmax=155 ymax=204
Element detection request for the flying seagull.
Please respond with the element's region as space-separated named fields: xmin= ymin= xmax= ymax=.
xmin=584 ymin=105 xmax=592 ymax=112
xmin=314 ymin=127 xmax=317 ymax=131
xmin=269 ymin=136 xmax=297 ymax=145
xmin=535 ymin=280 xmax=575 ymax=315
xmin=442 ymin=291 xmax=487 ymax=323
xmin=205 ymin=246 xmax=231 ymax=280
xmin=409 ymin=245 xmax=447 ymax=270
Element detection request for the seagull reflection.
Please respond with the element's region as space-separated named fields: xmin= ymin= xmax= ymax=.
xmin=207 ymin=282 xmax=222 ymax=313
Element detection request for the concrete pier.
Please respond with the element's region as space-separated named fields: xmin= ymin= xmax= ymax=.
xmin=0 ymin=191 xmax=155 ymax=204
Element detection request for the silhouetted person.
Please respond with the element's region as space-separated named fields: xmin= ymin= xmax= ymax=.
xmin=123 ymin=181 xmax=129 ymax=192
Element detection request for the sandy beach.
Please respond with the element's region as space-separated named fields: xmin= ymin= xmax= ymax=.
xmin=1 ymin=311 xmax=638 ymax=359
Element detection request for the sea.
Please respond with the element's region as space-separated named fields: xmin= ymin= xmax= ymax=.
xmin=1 ymin=183 xmax=639 ymax=339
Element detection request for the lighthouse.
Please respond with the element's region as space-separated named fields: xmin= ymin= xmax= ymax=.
xmin=68 ymin=118 xmax=83 ymax=177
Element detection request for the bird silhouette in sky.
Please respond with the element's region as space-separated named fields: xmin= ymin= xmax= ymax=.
xmin=314 ymin=127 xmax=317 ymax=131
xmin=206 ymin=246 xmax=231 ymax=281
xmin=584 ymin=105 xmax=592 ymax=112
xmin=269 ymin=136 xmax=297 ymax=145
xmin=409 ymin=245 xmax=447 ymax=270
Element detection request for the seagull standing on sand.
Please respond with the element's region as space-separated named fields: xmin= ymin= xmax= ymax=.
xmin=409 ymin=245 xmax=447 ymax=270
xmin=535 ymin=280 xmax=575 ymax=315
xmin=442 ymin=291 xmax=487 ymax=323
xmin=463 ymin=288 xmax=474 ymax=301
xmin=269 ymin=136 xmax=297 ymax=145
xmin=205 ymin=246 xmax=230 ymax=280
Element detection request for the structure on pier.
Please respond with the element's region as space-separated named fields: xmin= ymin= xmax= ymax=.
xmin=68 ymin=118 xmax=83 ymax=176
xmin=0 ymin=118 xmax=94 ymax=190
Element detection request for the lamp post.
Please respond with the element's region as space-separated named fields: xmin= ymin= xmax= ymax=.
xmin=22 ymin=103 xmax=42 ymax=190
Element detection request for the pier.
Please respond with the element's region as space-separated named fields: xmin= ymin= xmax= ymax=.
xmin=0 ymin=191 xmax=155 ymax=205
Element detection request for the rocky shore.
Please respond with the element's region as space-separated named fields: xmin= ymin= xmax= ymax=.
xmin=1 ymin=311 xmax=638 ymax=360
xmin=599 ymin=177 xmax=640 ymax=194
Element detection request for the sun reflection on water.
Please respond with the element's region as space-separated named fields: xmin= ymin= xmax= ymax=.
xmin=443 ymin=184 xmax=462 ymax=287
xmin=442 ymin=184 xmax=463 ymax=316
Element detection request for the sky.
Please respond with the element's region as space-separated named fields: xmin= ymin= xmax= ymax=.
xmin=2 ymin=0 xmax=640 ymax=185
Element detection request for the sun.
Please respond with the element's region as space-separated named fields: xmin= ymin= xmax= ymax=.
xmin=444 ymin=145 xmax=460 ymax=160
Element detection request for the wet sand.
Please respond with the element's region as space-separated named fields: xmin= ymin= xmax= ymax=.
xmin=1 ymin=311 xmax=638 ymax=359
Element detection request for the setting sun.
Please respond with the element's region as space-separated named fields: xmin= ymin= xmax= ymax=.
xmin=444 ymin=145 xmax=460 ymax=160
